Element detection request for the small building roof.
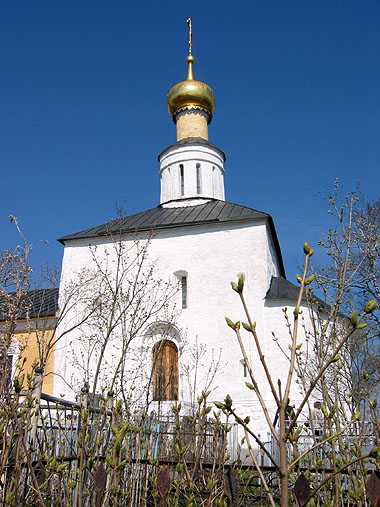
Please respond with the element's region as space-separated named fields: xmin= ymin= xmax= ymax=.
xmin=58 ymin=199 xmax=286 ymax=277
xmin=266 ymin=276 xmax=328 ymax=311
xmin=265 ymin=277 xmax=302 ymax=301
xmin=0 ymin=288 xmax=59 ymax=321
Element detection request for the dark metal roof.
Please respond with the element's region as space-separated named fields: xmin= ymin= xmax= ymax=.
xmin=0 ymin=288 xmax=59 ymax=321
xmin=265 ymin=277 xmax=328 ymax=310
xmin=58 ymin=200 xmax=286 ymax=277
xmin=265 ymin=277 xmax=302 ymax=301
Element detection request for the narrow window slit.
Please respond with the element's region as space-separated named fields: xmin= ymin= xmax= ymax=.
xmin=180 ymin=164 xmax=184 ymax=196
xmin=181 ymin=276 xmax=187 ymax=309
xmin=241 ymin=359 xmax=248 ymax=377
xmin=196 ymin=163 xmax=201 ymax=194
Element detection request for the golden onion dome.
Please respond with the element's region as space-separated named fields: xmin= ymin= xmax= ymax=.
xmin=167 ymin=54 xmax=216 ymax=123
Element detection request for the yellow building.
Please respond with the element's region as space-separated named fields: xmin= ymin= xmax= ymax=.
xmin=0 ymin=288 xmax=58 ymax=395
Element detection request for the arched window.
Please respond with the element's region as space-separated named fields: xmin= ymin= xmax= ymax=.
xmin=212 ymin=166 xmax=217 ymax=196
xmin=174 ymin=270 xmax=188 ymax=310
xmin=180 ymin=164 xmax=185 ymax=196
xmin=152 ymin=340 xmax=179 ymax=401
xmin=196 ymin=163 xmax=201 ymax=194
xmin=1 ymin=339 xmax=19 ymax=387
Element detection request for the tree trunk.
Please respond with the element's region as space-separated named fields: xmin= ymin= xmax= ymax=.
xmin=279 ymin=408 xmax=289 ymax=506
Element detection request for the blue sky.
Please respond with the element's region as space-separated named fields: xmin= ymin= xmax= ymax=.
xmin=1 ymin=1 xmax=379 ymax=286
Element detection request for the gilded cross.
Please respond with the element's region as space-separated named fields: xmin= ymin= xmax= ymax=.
xmin=187 ymin=17 xmax=192 ymax=56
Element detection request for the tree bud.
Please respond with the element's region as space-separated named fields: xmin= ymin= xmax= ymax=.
xmin=363 ymin=371 xmax=370 ymax=381
xmin=238 ymin=274 xmax=245 ymax=293
xmin=13 ymin=378 xmax=22 ymax=394
xmin=231 ymin=282 xmax=238 ymax=292
xmin=296 ymin=274 xmax=302 ymax=284
xmin=225 ymin=317 xmax=235 ymax=329
xmin=242 ymin=322 xmax=251 ymax=332
xmin=364 ymin=300 xmax=377 ymax=314
xmin=224 ymin=394 xmax=232 ymax=409
xmin=350 ymin=310 xmax=358 ymax=326
xmin=305 ymin=274 xmax=316 ymax=285
xmin=303 ymin=242 xmax=311 ymax=255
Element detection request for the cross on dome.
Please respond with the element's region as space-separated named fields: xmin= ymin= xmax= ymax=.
xmin=187 ymin=17 xmax=192 ymax=56
xmin=166 ymin=19 xmax=216 ymax=125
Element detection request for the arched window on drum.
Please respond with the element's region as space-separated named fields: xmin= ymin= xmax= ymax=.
xmin=152 ymin=340 xmax=179 ymax=401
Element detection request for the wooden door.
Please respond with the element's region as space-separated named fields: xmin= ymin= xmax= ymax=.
xmin=152 ymin=340 xmax=178 ymax=401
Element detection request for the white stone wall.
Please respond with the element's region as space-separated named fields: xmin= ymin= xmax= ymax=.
xmin=159 ymin=142 xmax=225 ymax=203
xmin=54 ymin=218 xmax=312 ymax=439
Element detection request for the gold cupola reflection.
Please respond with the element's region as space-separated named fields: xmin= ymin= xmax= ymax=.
xmin=167 ymin=19 xmax=216 ymax=141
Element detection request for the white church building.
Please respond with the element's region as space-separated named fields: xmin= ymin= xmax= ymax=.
xmin=54 ymin=33 xmax=311 ymax=439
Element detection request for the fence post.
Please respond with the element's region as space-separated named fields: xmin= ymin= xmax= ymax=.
xmin=29 ymin=366 xmax=43 ymax=450
xmin=104 ymin=390 xmax=114 ymax=454
xmin=73 ymin=383 xmax=89 ymax=507
xmin=106 ymin=390 xmax=114 ymax=412
xmin=80 ymin=382 xmax=89 ymax=411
